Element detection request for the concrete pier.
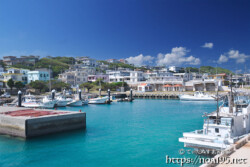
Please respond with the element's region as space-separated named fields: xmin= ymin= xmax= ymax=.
xmin=200 ymin=134 xmax=250 ymax=167
xmin=0 ymin=107 xmax=86 ymax=138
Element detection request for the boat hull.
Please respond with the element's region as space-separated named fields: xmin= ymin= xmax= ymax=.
xmin=22 ymin=101 xmax=56 ymax=109
xmin=179 ymin=95 xmax=215 ymax=101
xmin=67 ymin=100 xmax=82 ymax=106
xmin=56 ymin=100 xmax=71 ymax=107
xmin=88 ymin=97 xmax=108 ymax=104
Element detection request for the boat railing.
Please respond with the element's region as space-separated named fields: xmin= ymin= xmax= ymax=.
xmin=204 ymin=118 xmax=232 ymax=127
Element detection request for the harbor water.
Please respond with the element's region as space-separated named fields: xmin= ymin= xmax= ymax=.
xmin=0 ymin=99 xmax=216 ymax=167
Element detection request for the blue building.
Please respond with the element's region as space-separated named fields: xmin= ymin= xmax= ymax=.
xmin=27 ymin=71 xmax=50 ymax=84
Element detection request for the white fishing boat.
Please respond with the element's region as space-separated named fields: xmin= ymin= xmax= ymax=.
xmin=41 ymin=96 xmax=57 ymax=108
xmin=67 ymin=93 xmax=82 ymax=107
xmin=22 ymin=94 xmax=42 ymax=108
xmin=179 ymin=94 xmax=250 ymax=150
xmin=179 ymin=91 xmax=215 ymax=101
xmin=88 ymin=96 xmax=109 ymax=104
xmin=22 ymin=94 xmax=57 ymax=109
xmin=56 ymin=96 xmax=72 ymax=107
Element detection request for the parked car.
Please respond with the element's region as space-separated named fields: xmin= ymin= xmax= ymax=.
xmin=1 ymin=92 xmax=11 ymax=98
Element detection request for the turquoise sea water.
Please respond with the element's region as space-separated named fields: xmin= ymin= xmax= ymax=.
xmin=0 ymin=99 xmax=216 ymax=167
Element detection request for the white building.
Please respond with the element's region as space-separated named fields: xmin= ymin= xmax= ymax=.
xmin=78 ymin=57 xmax=98 ymax=67
xmin=173 ymin=73 xmax=193 ymax=81
xmin=106 ymin=70 xmax=144 ymax=83
xmin=88 ymin=74 xmax=109 ymax=82
xmin=137 ymin=83 xmax=153 ymax=92
xmin=27 ymin=71 xmax=50 ymax=84
xmin=129 ymin=71 xmax=144 ymax=83
xmin=58 ymin=70 xmax=88 ymax=86
xmin=168 ymin=66 xmax=182 ymax=73
xmin=1 ymin=68 xmax=30 ymax=84
xmin=143 ymin=71 xmax=174 ymax=81
xmin=106 ymin=70 xmax=130 ymax=82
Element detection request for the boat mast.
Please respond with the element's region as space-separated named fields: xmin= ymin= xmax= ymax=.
xmin=99 ymin=79 xmax=101 ymax=97
xmin=49 ymin=65 xmax=51 ymax=92
xmin=229 ymin=73 xmax=234 ymax=113
xmin=216 ymin=65 xmax=219 ymax=124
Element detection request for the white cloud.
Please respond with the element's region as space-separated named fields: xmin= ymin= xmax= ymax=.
xmin=201 ymin=42 xmax=213 ymax=49
xmin=217 ymin=54 xmax=228 ymax=64
xmin=228 ymin=49 xmax=249 ymax=63
xmin=216 ymin=49 xmax=249 ymax=64
xmin=125 ymin=54 xmax=154 ymax=66
xmin=156 ymin=47 xmax=201 ymax=66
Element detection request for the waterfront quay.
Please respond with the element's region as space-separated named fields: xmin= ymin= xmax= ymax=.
xmin=128 ymin=91 xmax=217 ymax=99
xmin=200 ymin=134 xmax=250 ymax=167
xmin=0 ymin=106 xmax=86 ymax=138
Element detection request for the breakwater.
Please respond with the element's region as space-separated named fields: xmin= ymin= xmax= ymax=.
xmin=132 ymin=93 xmax=180 ymax=99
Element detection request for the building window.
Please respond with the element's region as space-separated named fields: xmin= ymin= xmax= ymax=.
xmin=215 ymin=128 xmax=219 ymax=133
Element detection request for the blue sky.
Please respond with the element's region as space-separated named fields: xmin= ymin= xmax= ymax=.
xmin=0 ymin=0 xmax=249 ymax=71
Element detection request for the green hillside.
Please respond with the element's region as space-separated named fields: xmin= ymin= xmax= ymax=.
xmin=11 ymin=57 xmax=75 ymax=77
xmin=185 ymin=66 xmax=233 ymax=74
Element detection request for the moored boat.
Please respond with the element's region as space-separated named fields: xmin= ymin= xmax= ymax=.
xmin=22 ymin=94 xmax=57 ymax=109
xmin=179 ymin=91 xmax=215 ymax=101
xmin=88 ymin=96 xmax=109 ymax=104
xmin=56 ymin=96 xmax=72 ymax=107
xmin=179 ymin=94 xmax=250 ymax=150
xmin=41 ymin=96 xmax=57 ymax=108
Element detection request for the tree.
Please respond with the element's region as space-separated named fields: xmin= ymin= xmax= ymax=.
xmin=15 ymin=81 xmax=25 ymax=90
xmin=7 ymin=79 xmax=15 ymax=92
xmin=28 ymin=80 xmax=48 ymax=93
xmin=50 ymin=80 xmax=71 ymax=91
xmin=80 ymin=82 xmax=94 ymax=93
xmin=34 ymin=58 xmax=71 ymax=77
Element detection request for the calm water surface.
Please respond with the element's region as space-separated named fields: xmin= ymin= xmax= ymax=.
xmin=0 ymin=99 xmax=216 ymax=167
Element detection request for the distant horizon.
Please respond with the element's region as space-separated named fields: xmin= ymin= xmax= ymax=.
xmin=0 ymin=0 xmax=249 ymax=72
xmin=1 ymin=55 xmax=248 ymax=74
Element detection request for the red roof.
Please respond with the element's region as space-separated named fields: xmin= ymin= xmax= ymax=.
xmin=163 ymin=84 xmax=172 ymax=87
xmin=140 ymin=83 xmax=147 ymax=86
xmin=173 ymin=84 xmax=183 ymax=87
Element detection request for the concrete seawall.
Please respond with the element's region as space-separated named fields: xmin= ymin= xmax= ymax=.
xmin=200 ymin=134 xmax=250 ymax=167
xmin=0 ymin=107 xmax=86 ymax=138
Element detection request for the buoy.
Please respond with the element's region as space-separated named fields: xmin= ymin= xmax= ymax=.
xmin=79 ymin=109 xmax=81 ymax=112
